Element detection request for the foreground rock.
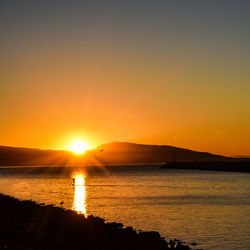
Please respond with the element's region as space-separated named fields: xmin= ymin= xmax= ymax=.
xmin=0 ymin=194 xmax=192 ymax=250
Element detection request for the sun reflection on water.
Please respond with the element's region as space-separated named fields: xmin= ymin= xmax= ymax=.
xmin=72 ymin=174 xmax=87 ymax=215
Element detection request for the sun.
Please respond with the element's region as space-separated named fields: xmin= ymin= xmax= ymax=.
xmin=69 ymin=139 xmax=89 ymax=155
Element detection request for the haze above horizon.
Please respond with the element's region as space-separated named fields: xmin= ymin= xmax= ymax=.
xmin=1 ymin=1 xmax=250 ymax=156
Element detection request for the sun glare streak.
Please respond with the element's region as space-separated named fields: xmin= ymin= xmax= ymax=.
xmin=72 ymin=174 xmax=87 ymax=215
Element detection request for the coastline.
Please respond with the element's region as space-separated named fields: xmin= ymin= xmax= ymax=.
xmin=161 ymin=161 xmax=250 ymax=173
xmin=0 ymin=193 xmax=192 ymax=250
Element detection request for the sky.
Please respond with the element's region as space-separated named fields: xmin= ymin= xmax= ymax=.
xmin=0 ymin=0 xmax=250 ymax=156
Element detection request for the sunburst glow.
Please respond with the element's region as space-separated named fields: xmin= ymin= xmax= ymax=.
xmin=69 ymin=139 xmax=89 ymax=154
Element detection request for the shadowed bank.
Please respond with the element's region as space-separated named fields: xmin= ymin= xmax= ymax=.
xmin=0 ymin=194 xmax=192 ymax=250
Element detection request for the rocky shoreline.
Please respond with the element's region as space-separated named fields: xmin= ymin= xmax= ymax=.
xmin=161 ymin=161 xmax=250 ymax=173
xmin=0 ymin=193 xmax=193 ymax=250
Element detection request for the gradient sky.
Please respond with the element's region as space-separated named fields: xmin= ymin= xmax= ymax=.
xmin=0 ymin=0 xmax=250 ymax=156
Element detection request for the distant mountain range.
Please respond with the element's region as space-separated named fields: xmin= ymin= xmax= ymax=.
xmin=0 ymin=142 xmax=236 ymax=166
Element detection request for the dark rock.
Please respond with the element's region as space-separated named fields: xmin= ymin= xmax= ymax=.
xmin=0 ymin=193 xmax=193 ymax=250
xmin=169 ymin=239 xmax=175 ymax=249
xmin=176 ymin=242 xmax=191 ymax=249
xmin=139 ymin=231 xmax=161 ymax=240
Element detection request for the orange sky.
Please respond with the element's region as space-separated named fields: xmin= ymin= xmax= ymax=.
xmin=0 ymin=1 xmax=250 ymax=156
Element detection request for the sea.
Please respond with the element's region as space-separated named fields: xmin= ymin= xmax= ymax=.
xmin=0 ymin=165 xmax=249 ymax=250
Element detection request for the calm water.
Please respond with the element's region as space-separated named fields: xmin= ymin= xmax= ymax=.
xmin=0 ymin=165 xmax=249 ymax=250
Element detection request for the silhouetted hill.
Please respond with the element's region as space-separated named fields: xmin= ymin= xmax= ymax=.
xmin=0 ymin=146 xmax=73 ymax=166
xmin=0 ymin=142 xmax=234 ymax=166
xmin=90 ymin=142 xmax=231 ymax=164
